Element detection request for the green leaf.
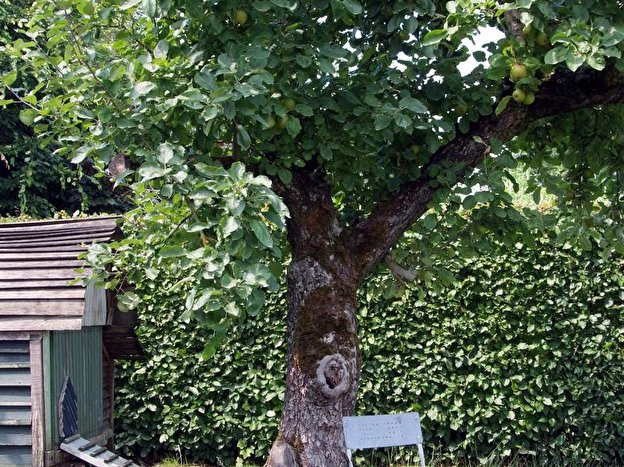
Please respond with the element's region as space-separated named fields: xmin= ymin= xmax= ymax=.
xmin=222 ymin=216 xmax=241 ymax=237
xmin=237 ymin=125 xmax=252 ymax=149
xmin=250 ymin=220 xmax=273 ymax=248
xmin=296 ymin=54 xmax=312 ymax=68
xmin=319 ymin=46 xmax=348 ymax=59
xmin=142 ymin=0 xmax=157 ymax=17
xmin=286 ymin=116 xmax=301 ymax=137
xmin=422 ymin=29 xmax=448 ymax=46
xmin=587 ymin=55 xmax=605 ymax=71
xmin=158 ymin=142 xmax=174 ymax=164
xmin=317 ymin=58 xmax=335 ymax=75
xmin=398 ymin=96 xmax=428 ymax=114
xmin=295 ymin=104 xmax=313 ymax=116
xmin=117 ymin=291 xmax=140 ymax=311
xmin=131 ymin=81 xmax=157 ymax=98
xmin=374 ymin=114 xmax=392 ymax=130
xmin=544 ymin=46 xmax=567 ymax=65
xmin=2 ymin=70 xmax=17 ymax=86
xmin=159 ymin=246 xmax=188 ymax=258
xmin=269 ymin=0 xmax=297 ymax=10
xmin=340 ymin=0 xmax=362 ymax=14
xmin=422 ymin=214 xmax=437 ymax=230
xmin=462 ymin=195 xmax=477 ymax=210
xmin=154 ymin=39 xmax=169 ymax=59
xmin=224 ymin=302 xmax=240 ymax=316
xmin=120 ymin=0 xmax=141 ymax=9
xmin=71 ymin=145 xmax=91 ymax=164
xmin=138 ymin=163 xmax=170 ymax=181
xmin=437 ymin=268 xmax=455 ymax=286
xmin=253 ymin=1 xmax=272 ymax=12
xmin=319 ymin=145 xmax=333 ymax=160
xmin=277 ymin=168 xmax=292 ymax=184
xmin=565 ymin=51 xmax=584 ymax=72
xmin=160 ymin=184 xmax=173 ymax=198
xmin=19 ymin=109 xmax=37 ymax=126
xmin=495 ymin=96 xmax=511 ymax=116
xmin=394 ymin=112 xmax=412 ymax=129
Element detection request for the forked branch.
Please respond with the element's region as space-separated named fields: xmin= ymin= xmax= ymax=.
xmin=346 ymin=66 xmax=624 ymax=280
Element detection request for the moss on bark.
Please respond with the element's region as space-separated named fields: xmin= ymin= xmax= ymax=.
xmin=292 ymin=284 xmax=357 ymax=380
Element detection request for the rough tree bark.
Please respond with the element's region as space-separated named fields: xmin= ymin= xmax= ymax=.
xmin=266 ymin=66 xmax=624 ymax=467
xmin=267 ymin=169 xmax=361 ymax=467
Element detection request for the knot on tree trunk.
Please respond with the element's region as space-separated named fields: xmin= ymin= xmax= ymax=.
xmin=316 ymin=353 xmax=349 ymax=398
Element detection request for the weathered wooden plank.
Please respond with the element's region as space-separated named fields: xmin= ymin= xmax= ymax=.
xmin=0 ymin=217 xmax=118 ymax=233
xmin=0 ymin=245 xmax=87 ymax=253
xmin=0 ymin=268 xmax=90 ymax=280
xmin=0 ymin=419 xmax=30 ymax=426
xmin=0 ymin=446 xmax=32 ymax=465
xmin=30 ymin=335 xmax=44 ymax=467
xmin=0 ymin=227 xmax=116 ymax=242
xmin=0 ymin=252 xmax=84 ymax=260
xmin=83 ymin=284 xmax=107 ymax=326
xmin=0 ymin=289 xmax=84 ymax=300
xmin=0 ymin=250 xmax=84 ymax=258
xmin=0 ymin=260 xmax=85 ymax=270
xmin=0 ymin=219 xmax=116 ymax=233
xmin=0 ymin=352 xmax=30 ymax=364
xmin=45 ymin=429 xmax=113 ymax=466
xmin=0 ymin=236 xmax=110 ymax=248
xmin=60 ymin=436 xmax=138 ymax=467
xmin=0 ymin=363 xmax=30 ymax=369
xmin=0 ymin=369 xmax=30 ymax=387
xmin=0 ymin=388 xmax=31 ymax=405
xmin=0 ymin=341 xmax=29 ymax=351
xmin=0 ymin=336 xmax=30 ymax=344
xmin=0 ymin=407 xmax=30 ymax=421
xmin=0 ymin=401 xmax=31 ymax=406
xmin=0 ymin=301 xmax=84 ymax=316
xmin=0 ymin=279 xmax=75 ymax=289
xmin=0 ymin=317 xmax=82 ymax=332
xmin=0 ymin=425 xmax=31 ymax=445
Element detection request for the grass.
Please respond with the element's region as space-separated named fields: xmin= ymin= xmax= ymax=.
xmin=155 ymin=458 xmax=210 ymax=467
xmin=152 ymin=450 xmax=610 ymax=467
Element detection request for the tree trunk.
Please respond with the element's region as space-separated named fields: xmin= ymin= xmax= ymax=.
xmin=264 ymin=64 xmax=624 ymax=466
xmin=267 ymin=169 xmax=361 ymax=467
xmin=267 ymin=256 xmax=359 ymax=467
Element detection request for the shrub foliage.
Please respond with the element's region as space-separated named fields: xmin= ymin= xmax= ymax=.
xmin=114 ymin=235 xmax=624 ymax=465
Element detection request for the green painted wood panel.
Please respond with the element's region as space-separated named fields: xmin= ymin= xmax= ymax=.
xmin=47 ymin=327 xmax=103 ymax=448
xmin=0 ymin=340 xmax=32 ymax=466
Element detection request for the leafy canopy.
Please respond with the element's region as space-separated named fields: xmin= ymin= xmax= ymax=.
xmin=3 ymin=0 xmax=624 ymax=350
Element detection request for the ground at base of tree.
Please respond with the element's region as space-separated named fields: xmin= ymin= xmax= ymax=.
xmin=149 ymin=452 xmax=615 ymax=467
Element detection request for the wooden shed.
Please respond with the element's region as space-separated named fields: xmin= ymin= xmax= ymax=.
xmin=0 ymin=217 xmax=142 ymax=467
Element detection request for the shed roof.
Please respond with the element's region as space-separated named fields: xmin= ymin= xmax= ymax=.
xmin=0 ymin=217 xmax=120 ymax=331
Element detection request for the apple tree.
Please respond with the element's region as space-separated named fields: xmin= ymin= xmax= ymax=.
xmin=3 ymin=0 xmax=624 ymax=465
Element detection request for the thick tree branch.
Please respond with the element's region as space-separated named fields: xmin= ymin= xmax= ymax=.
xmin=384 ymin=255 xmax=417 ymax=281
xmin=504 ymin=9 xmax=525 ymax=44
xmin=346 ymin=66 xmax=624 ymax=280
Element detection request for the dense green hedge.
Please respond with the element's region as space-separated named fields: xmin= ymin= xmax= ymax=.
xmin=114 ymin=236 xmax=624 ymax=465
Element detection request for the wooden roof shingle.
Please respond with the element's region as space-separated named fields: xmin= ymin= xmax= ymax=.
xmin=0 ymin=217 xmax=119 ymax=331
